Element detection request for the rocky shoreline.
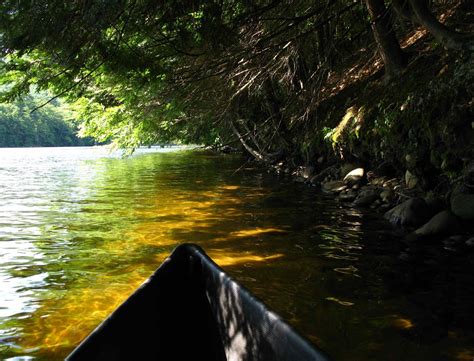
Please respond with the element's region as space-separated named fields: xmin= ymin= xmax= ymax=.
xmin=269 ymin=159 xmax=474 ymax=252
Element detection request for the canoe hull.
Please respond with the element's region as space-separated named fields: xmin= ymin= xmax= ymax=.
xmin=66 ymin=244 xmax=330 ymax=361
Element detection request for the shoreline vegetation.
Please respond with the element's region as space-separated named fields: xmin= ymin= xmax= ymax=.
xmin=275 ymin=157 xmax=474 ymax=248
xmin=216 ymin=142 xmax=474 ymax=254
xmin=1 ymin=1 xmax=472 ymax=238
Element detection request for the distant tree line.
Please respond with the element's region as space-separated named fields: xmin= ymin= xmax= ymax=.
xmin=0 ymin=93 xmax=94 ymax=147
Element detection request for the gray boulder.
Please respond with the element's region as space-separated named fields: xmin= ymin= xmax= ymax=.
xmin=451 ymin=192 xmax=474 ymax=220
xmin=405 ymin=170 xmax=418 ymax=189
xmin=339 ymin=190 xmax=357 ymax=202
xmin=380 ymin=189 xmax=395 ymax=203
xmin=322 ymin=180 xmax=346 ymax=194
xmin=424 ymin=195 xmax=445 ymax=214
xmin=353 ymin=186 xmax=382 ymax=207
xmin=413 ymin=210 xmax=461 ymax=238
xmin=466 ymin=237 xmax=474 ymax=247
xmin=384 ymin=197 xmax=432 ymax=228
xmin=343 ymin=168 xmax=365 ymax=187
xmin=340 ymin=163 xmax=359 ymax=178
xmin=302 ymin=166 xmax=315 ymax=179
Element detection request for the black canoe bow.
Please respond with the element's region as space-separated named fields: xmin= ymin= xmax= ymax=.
xmin=66 ymin=243 xmax=330 ymax=361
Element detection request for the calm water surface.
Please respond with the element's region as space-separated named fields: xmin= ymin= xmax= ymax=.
xmin=0 ymin=147 xmax=473 ymax=360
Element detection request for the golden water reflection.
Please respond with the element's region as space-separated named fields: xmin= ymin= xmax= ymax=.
xmin=6 ymin=152 xmax=295 ymax=359
xmin=0 ymin=148 xmax=473 ymax=361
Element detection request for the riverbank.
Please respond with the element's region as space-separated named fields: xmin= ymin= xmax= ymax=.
xmin=264 ymin=158 xmax=474 ymax=248
xmin=213 ymin=146 xmax=474 ymax=354
xmin=219 ymin=2 xmax=474 ymax=248
xmin=214 ymin=141 xmax=474 ymax=256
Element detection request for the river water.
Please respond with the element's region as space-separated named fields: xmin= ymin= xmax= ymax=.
xmin=0 ymin=147 xmax=473 ymax=360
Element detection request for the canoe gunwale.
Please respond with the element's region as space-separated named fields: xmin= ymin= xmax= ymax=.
xmin=66 ymin=243 xmax=331 ymax=361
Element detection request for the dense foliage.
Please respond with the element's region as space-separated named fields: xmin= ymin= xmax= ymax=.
xmin=0 ymin=0 xmax=472 ymax=179
xmin=0 ymin=92 xmax=94 ymax=147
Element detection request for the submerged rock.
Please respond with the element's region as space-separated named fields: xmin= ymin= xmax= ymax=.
xmin=384 ymin=198 xmax=432 ymax=228
xmin=322 ymin=180 xmax=346 ymax=194
xmin=413 ymin=210 xmax=461 ymax=238
xmin=443 ymin=235 xmax=465 ymax=248
xmin=339 ymin=190 xmax=357 ymax=202
xmin=353 ymin=186 xmax=381 ymax=207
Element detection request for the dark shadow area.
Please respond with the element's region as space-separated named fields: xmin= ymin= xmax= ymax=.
xmin=386 ymin=243 xmax=474 ymax=343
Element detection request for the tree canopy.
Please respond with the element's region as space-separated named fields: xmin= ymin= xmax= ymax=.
xmin=0 ymin=0 xmax=472 ymax=164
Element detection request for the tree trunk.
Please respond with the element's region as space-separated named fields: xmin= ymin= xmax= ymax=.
xmin=365 ymin=0 xmax=407 ymax=79
xmin=408 ymin=0 xmax=471 ymax=50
